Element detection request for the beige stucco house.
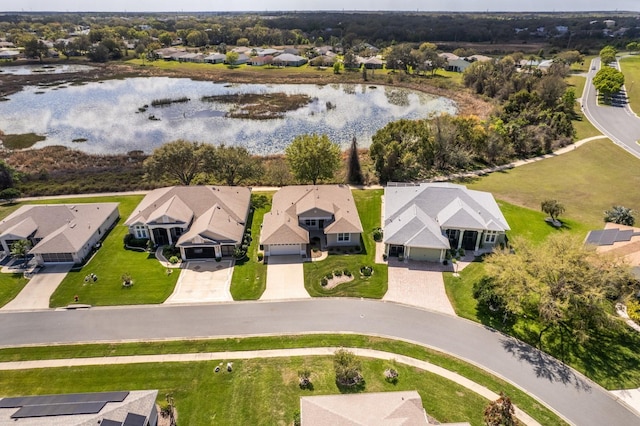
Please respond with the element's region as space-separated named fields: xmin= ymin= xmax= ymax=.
xmin=125 ymin=186 xmax=250 ymax=261
xmin=0 ymin=203 xmax=119 ymax=265
xmin=260 ymin=185 xmax=363 ymax=257
xmin=384 ymin=183 xmax=509 ymax=262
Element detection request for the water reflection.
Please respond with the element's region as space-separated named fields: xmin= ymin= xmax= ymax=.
xmin=0 ymin=64 xmax=95 ymax=75
xmin=0 ymin=77 xmax=457 ymax=155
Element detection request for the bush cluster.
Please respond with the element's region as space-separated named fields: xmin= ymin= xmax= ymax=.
xmin=124 ymin=233 xmax=149 ymax=248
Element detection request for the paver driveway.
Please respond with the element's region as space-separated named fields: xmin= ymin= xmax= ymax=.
xmin=384 ymin=259 xmax=456 ymax=315
xmin=2 ymin=264 xmax=71 ymax=311
xmin=261 ymin=255 xmax=309 ymax=300
xmin=165 ymin=261 xmax=233 ymax=304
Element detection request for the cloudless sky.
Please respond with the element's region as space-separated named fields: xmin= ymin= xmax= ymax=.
xmin=1 ymin=1 xmax=638 ymax=13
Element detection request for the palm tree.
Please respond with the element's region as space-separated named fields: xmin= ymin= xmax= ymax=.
xmin=10 ymin=239 xmax=31 ymax=262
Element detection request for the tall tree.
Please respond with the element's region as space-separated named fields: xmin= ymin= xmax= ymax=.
xmin=206 ymin=145 xmax=262 ymax=186
xmin=23 ymin=37 xmax=48 ymax=62
xmin=347 ymin=136 xmax=363 ymax=185
xmin=144 ymin=140 xmax=210 ymax=185
xmin=540 ymin=199 xmax=565 ymax=223
xmin=333 ymin=349 xmax=363 ymax=387
xmin=483 ymin=234 xmax=635 ymax=346
xmin=593 ymin=66 xmax=625 ymax=103
xmin=10 ymin=239 xmax=31 ymax=262
xmin=604 ymin=205 xmax=635 ymax=226
xmin=285 ymin=134 xmax=341 ymax=185
xmin=599 ymin=45 xmax=617 ymax=66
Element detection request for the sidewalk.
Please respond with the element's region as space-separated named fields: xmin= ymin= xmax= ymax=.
xmin=0 ymin=347 xmax=543 ymax=426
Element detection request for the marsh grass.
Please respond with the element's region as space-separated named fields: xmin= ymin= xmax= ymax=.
xmin=2 ymin=133 xmax=46 ymax=149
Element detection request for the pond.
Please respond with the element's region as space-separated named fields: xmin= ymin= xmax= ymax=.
xmin=0 ymin=77 xmax=457 ymax=155
xmin=0 ymin=63 xmax=96 ymax=75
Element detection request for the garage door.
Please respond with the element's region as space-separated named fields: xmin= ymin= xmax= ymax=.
xmin=184 ymin=247 xmax=215 ymax=259
xmin=268 ymin=244 xmax=301 ymax=256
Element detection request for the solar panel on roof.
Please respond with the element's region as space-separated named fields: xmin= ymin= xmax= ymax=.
xmin=585 ymin=230 xmax=605 ymax=245
xmin=616 ymin=230 xmax=634 ymax=242
xmin=599 ymin=229 xmax=619 ymax=245
xmin=11 ymin=401 xmax=107 ymax=418
xmin=123 ymin=412 xmax=147 ymax=426
xmin=0 ymin=391 xmax=128 ymax=408
xmin=100 ymin=419 xmax=123 ymax=426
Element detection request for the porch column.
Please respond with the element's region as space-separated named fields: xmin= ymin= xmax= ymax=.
xmin=475 ymin=231 xmax=483 ymax=251
xmin=457 ymin=230 xmax=464 ymax=249
xmin=180 ymin=247 xmax=186 ymax=261
xmin=214 ymin=246 xmax=221 ymax=258
xmin=167 ymin=228 xmax=174 ymax=246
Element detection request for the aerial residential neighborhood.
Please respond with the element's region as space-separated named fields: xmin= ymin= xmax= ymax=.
xmin=1 ymin=5 xmax=640 ymax=426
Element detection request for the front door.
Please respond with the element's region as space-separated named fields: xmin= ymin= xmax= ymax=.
xmin=152 ymin=228 xmax=169 ymax=246
xmin=461 ymin=231 xmax=478 ymax=251
xmin=389 ymin=245 xmax=404 ymax=256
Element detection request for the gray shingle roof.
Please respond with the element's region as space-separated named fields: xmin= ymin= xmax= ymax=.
xmin=0 ymin=204 xmax=119 ymax=255
xmin=384 ymin=183 xmax=509 ymax=249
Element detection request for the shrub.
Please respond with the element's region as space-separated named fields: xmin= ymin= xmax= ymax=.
xmin=0 ymin=187 xmax=20 ymax=203
xmin=162 ymin=244 xmax=180 ymax=258
xmin=325 ymin=273 xmax=334 ymax=280
xmin=298 ymin=369 xmax=312 ymax=389
xmin=215 ymin=257 xmax=222 ymax=262
xmin=384 ymin=368 xmax=399 ymax=384
xmin=234 ymin=247 xmax=247 ymax=260
xmin=334 ymin=348 xmax=363 ymax=388
xmin=334 ymin=270 xmax=343 ymax=277
xmin=628 ymin=300 xmax=640 ymax=325
xmin=372 ymin=228 xmax=383 ymax=242
xmin=343 ymin=269 xmax=351 ymax=277
xmin=257 ymin=252 xmax=264 ymax=262
xmin=168 ymin=256 xmax=180 ymax=264
xmin=321 ymin=277 xmax=328 ymax=286
xmin=360 ymin=266 xmax=373 ymax=277
xmin=124 ymin=233 xmax=149 ymax=248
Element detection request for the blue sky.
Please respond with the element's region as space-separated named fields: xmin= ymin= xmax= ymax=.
xmin=1 ymin=1 xmax=638 ymax=12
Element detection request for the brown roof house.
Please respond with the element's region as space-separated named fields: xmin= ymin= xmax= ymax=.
xmin=125 ymin=186 xmax=250 ymax=260
xmin=300 ymin=390 xmax=471 ymax=425
xmin=260 ymin=185 xmax=363 ymax=257
xmin=0 ymin=203 xmax=119 ymax=265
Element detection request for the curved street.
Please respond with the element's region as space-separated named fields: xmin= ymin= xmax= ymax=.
xmin=582 ymin=57 xmax=640 ymax=158
xmin=0 ymin=299 xmax=638 ymax=425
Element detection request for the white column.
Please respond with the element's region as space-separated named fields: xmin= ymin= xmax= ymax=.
xmin=457 ymin=230 xmax=464 ymax=249
xmin=475 ymin=231 xmax=483 ymax=251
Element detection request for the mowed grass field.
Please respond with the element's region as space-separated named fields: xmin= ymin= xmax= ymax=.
xmin=619 ymin=55 xmax=640 ymax=113
xmin=465 ymin=138 xmax=640 ymax=229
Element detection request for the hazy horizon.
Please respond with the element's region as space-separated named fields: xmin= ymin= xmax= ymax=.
xmin=1 ymin=0 xmax=638 ymax=13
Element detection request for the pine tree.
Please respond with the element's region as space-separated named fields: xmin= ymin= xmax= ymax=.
xmin=347 ymin=136 xmax=363 ymax=185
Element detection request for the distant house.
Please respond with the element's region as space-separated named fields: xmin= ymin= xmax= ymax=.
xmin=125 ymin=186 xmax=250 ymax=260
xmin=538 ymin=59 xmax=554 ymax=72
xmin=586 ymin=223 xmax=640 ymax=277
xmin=250 ymin=55 xmax=273 ymax=66
xmin=260 ymin=185 xmax=363 ymax=257
xmin=300 ymin=391 xmax=470 ymax=426
xmin=257 ymin=48 xmax=280 ymax=57
xmin=272 ymin=53 xmax=308 ymax=67
xmin=204 ymin=53 xmax=226 ymax=64
xmin=0 ymin=203 xmax=119 ymax=265
xmin=178 ymin=52 xmax=205 ymax=63
xmin=383 ymin=183 xmax=509 ymax=262
xmin=363 ymin=56 xmax=383 ymax=69
xmin=227 ymin=53 xmax=249 ymax=65
xmin=0 ymin=390 xmax=158 ymax=426
xmin=445 ymin=58 xmax=472 ymax=73
xmin=0 ymin=50 xmax=20 ymax=60
xmin=604 ymin=19 xmax=616 ymax=28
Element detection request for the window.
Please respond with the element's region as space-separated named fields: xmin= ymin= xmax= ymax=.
xmin=337 ymin=233 xmax=350 ymax=242
xmin=134 ymin=225 xmax=148 ymax=239
xmin=484 ymin=231 xmax=498 ymax=243
xmin=304 ymin=219 xmax=317 ymax=227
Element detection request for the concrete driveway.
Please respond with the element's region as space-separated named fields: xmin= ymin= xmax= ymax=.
xmin=261 ymin=255 xmax=309 ymax=300
xmin=165 ymin=261 xmax=233 ymax=304
xmin=2 ymin=264 xmax=71 ymax=311
xmin=383 ymin=259 xmax=456 ymax=315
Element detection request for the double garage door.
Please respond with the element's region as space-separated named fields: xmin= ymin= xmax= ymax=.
xmin=268 ymin=244 xmax=301 ymax=256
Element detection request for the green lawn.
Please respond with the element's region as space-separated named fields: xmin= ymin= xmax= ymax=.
xmin=0 ymin=334 xmax=565 ymax=426
xmin=0 ymin=273 xmax=28 ymax=307
xmin=304 ymin=189 xmax=387 ymax=298
xmin=465 ymin=138 xmax=640 ymax=229
xmin=619 ymin=56 xmax=640 ymax=113
xmin=0 ymin=357 xmax=489 ymax=426
xmin=230 ymin=192 xmax=272 ymax=300
xmin=49 ymin=195 xmax=179 ymax=307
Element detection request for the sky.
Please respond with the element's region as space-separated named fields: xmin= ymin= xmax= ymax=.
xmin=1 ymin=0 xmax=638 ymax=13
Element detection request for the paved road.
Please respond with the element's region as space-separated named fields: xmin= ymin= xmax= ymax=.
xmin=582 ymin=57 xmax=640 ymax=158
xmin=0 ymin=299 xmax=637 ymax=425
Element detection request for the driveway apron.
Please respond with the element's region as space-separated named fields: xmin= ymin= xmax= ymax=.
xmin=261 ymin=255 xmax=309 ymax=300
xmin=384 ymin=259 xmax=456 ymax=315
xmin=2 ymin=264 xmax=71 ymax=311
xmin=165 ymin=261 xmax=233 ymax=304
